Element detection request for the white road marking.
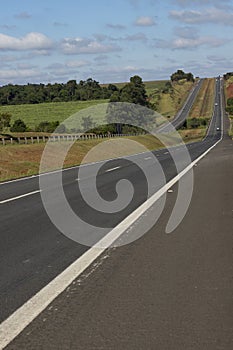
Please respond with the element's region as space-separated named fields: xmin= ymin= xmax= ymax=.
xmin=144 ymin=157 xmax=152 ymax=160
xmin=0 ymin=129 xmax=223 ymax=349
xmin=105 ymin=166 xmax=121 ymax=173
xmin=164 ymin=152 xmax=169 ymax=155
xmin=0 ymin=190 xmax=41 ymax=204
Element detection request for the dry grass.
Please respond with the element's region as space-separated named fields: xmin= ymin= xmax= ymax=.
xmin=189 ymin=78 xmax=215 ymax=119
xmin=156 ymin=81 xmax=194 ymax=118
xmin=0 ymin=130 xmax=205 ymax=182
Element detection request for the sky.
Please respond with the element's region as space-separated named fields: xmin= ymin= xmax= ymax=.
xmin=0 ymin=0 xmax=233 ymax=85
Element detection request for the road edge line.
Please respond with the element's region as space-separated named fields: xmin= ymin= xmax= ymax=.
xmin=0 ymin=131 xmax=222 ymax=350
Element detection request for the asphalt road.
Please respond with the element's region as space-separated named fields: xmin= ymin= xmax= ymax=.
xmin=158 ymin=78 xmax=204 ymax=133
xmin=9 ymin=130 xmax=232 ymax=350
xmin=0 ymin=76 xmax=228 ymax=348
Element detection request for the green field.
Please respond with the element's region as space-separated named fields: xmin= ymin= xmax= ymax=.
xmin=0 ymin=99 xmax=107 ymax=130
xmin=0 ymin=79 xmax=194 ymax=133
xmin=101 ymin=80 xmax=169 ymax=95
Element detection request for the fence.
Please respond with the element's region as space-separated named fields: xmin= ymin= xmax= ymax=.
xmin=0 ymin=133 xmax=147 ymax=146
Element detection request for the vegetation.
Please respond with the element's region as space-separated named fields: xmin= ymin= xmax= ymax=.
xmin=0 ymin=78 xmax=117 ymax=105
xmin=0 ymin=112 xmax=11 ymax=132
xmin=226 ymin=97 xmax=233 ymax=115
xmin=223 ymin=72 xmax=233 ymax=80
xmin=10 ymin=119 xmax=27 ymax=132
xmin=148 ymin=80 xmax=194 ymax=118
xmin=171 ymin=70 xmax=195 ymax=83
xmin=189 ymin=78 xmax=215 ymax=119
xmin=0 ymin=131 xmax=206 ymax=182
xmin=185 ymin=117 xmax=208 ymax=129
xmin=109 ymin=75 xmax=149 ymax=106
xmin=0 ymin=100 xmax=106 ymax=131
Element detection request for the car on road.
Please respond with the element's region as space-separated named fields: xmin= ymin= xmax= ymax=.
xmin=215 ymin=103 xmax=218 ymax=106
xmin=216 ymin=127 xmax=220 ymax=131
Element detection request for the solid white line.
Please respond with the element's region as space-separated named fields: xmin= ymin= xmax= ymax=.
xmin=0 ymin=190 xmax=41 ymax=204
xmin=105 ymin=166 xmax=121 ymax=173
xmin=0 ymin=128 xmax=223 ymax=349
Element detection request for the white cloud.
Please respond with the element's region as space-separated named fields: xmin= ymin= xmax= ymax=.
xmin=154 ymin=35 xmax=228 ymax=49
xmin=0 ymin=32 xmax=53 ymax=51
xmin=61 ymin=37 xmax=120 ymax=55
xmin=172 ymin=36 xmax=227 ymax=49
xmin=170 ymin=8 xmax=233 ymax=26
xmin=0 ymin=69 xmax=45 ymax=80
xmin=134 ymin=16 xmax=156 ymax=26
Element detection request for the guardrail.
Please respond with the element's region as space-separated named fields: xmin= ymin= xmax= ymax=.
xmin=0 ymin=132 xmax=147 ymax=146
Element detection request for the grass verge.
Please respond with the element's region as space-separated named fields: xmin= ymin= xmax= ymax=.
xmin=189 ymin=78 xmax=215 ymax=119
xmin=0 ymin=130 xmax=206 ymax=182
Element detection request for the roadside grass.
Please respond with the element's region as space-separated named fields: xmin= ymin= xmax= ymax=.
xmin=0 ymin=99 xmax=106 ymax=130
xmin=189 ymin=78 xmax=215 ymax=119
xmin=224 ymin=79 xmax=233 ymax=137
xmin=229 ymin=117 xmax=233 ymax=137
xmin=0 ymin=130 xmax=206 ymax=182
xmin=150 ymin=80 xmax=194 ymax=118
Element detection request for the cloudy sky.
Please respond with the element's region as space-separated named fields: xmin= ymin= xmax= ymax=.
xmin=0 ymin=0 xmax=233 ymax=85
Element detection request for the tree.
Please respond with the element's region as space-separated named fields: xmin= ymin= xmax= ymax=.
xmin=171 ymin=70 xmax=194 ymax=82
xmin=116 ymin=75 xmax=149 ymax=106
xmin=35 ymin=121 xmax=59 ymax=133
xmin=107 ymin=75 xmax=155 ymax=134
xmin=0 ymin=112 xmax=11 ymax=132
xmin=227 ymin=98 xmax=233 ymax=107
xmin=10 ymin=119 xmax=27 ymax=132
xmin=108 ymin=84 xmax=119 ymax=92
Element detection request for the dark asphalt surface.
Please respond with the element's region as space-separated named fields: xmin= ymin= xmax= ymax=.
xmin=0 ymin=77 xmax=229 ymax=349
xmin=5 ymin=79 xmax=233 ymax=349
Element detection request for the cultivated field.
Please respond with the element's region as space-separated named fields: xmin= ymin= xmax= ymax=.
xmin=0 ymin=100 xmax=106 ymax=130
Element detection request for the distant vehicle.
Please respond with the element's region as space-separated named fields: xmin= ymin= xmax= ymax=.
xmin=215 ymin=103 xmax=218 ymax=106
xmin=216 ymin=127 xmax=220 ymax=131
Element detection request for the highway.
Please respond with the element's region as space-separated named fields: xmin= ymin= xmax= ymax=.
xmin=0 ymin=76 xmax=231 ymax=349
xmin=158 ymin=78 xmax=204 ymax=133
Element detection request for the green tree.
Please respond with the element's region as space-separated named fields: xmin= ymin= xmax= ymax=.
xmin=10 ymin=119 xmax=27 ymax=132
xmin=171 ymin=70 xmax=194 ymax=82
xmin=0 ymin=112 xmax=11 ymax=132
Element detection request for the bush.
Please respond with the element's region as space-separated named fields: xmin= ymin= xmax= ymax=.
xmin=35 ymin=121 xmax=59 ymax=133
xmin=187 ymin=118 xmax=208 ymax=129
xmin=10 ymin=119 xmax=27 ymax=132
xmin=227 ymin=98 xmax=233 ymax=107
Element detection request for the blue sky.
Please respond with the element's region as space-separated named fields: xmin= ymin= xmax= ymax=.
xmin=0 ymin=0 xmax=233 ymax=85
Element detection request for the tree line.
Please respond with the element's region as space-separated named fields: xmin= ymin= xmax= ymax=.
xmin=0 ymin=78 xmax=119 ymax=105
xmin=0 ymin=71 xmax=197 ymax=135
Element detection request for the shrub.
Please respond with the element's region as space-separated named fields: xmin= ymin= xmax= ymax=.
xmin=10 ymin=119 xmax=27 ymax=132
